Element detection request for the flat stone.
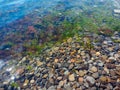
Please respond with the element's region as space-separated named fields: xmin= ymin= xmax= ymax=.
xmin=86 ymin=76 xmax=95 ymax=85
xmin=68 ymin=74 xmax=75 ymax=81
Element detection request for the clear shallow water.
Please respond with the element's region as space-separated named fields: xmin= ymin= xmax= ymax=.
xmin=0 ymin=0 xmax=61 ymax=27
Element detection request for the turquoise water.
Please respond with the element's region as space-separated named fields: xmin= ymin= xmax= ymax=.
xmin=0 ymin=0 xmax=61 ymax=27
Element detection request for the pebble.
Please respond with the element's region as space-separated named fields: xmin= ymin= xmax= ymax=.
xmin=68 ymin=74 xmax=75 ymax=81
xmin=96 ymin=52 xmax=101 ymax=56
xmin=48 ymin=86 xmax=56 ymax=90
xmin=99 ymin=76 xmax=108 ymax=83
xmin=78 ymin=70 xmax=86 ymax=77
xmin=90 ymin=66 xmax=98 ymax=73
xmin=23 ymin=79 xmax=29 ymax=87
xmin=92 ymin=72 xmax=99 ymax=79
xmin=30 ymin=80 xmax=35 ymax=84
xmin=86 ymin=76 xmax=95 ymax=85
xmin=78 ymin=77 xmax=84 ymax=83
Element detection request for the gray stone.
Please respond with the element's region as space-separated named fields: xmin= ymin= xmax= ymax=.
xmin=48 ymin=86 xmax=56 ymax=90
xmin=86 ymin=76 xmax=95 ymax=85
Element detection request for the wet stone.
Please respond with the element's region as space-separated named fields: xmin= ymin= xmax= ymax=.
xmin=86 ymin=76 xmax=95 ymax=85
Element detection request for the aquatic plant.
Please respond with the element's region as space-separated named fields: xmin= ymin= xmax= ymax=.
xmin=10 ymin=82 xmax=19 ymax=88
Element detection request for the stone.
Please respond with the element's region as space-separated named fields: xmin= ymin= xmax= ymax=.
xmin=98 ymin=62 xmax=104 ymax=67
xmin=86 ymin=76 xmax=95 ymax=85
xmin=57 ymin=77 xmax=62 ymax=80
xmin=96 ymin=52 xmax=101 ymax=56
xmin=16 ymin=68 xmax=24 ymax=75
xmin=90 ymin=66 xmax=98 ymax=73
xmin=67 ymin=38 xmax=73 ymax=43
xmin=104 ymin=67 xmax=109 ymax=74
xmin=92 ymin=72 xmax=99 ymax=79
xmin=78 ymin=70 xmax=86 ymax=77
xmin=78 ymin=77 xmax=84 ymax=83
xmin=23 ymin=79 xmax=29 ymax=87
xmin=43 ymin=74 xmax=48 ymax=78
xmin=81 ymin=51 xmax=85 ymax=56
xmin=64 ymin=84 xmax=73 ymax=90
xmin=48 ymin=86 xmax=56 ymax=90
xmin=99 ymin=76 xmax=107 ymax=82
xmin=58 ymin=81 xmax=64 ymax=87
xmin=30 ymin=80 xmax=35 ymax=84
xmin=68 ymin=74 xmax=75 ymax=81
xmin=64 ymin=70 xmax=70 ymax=75
xmin=37 ymin=61 xmax=43 ymax=67
xmin=54 ymin=59 xmax=59 ymax=63
xmin=106 ymin=64 xmax=116 ymax=69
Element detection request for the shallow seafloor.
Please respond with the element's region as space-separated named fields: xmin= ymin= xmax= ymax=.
xmin=0 ymin=0 xmax=120 ymax=90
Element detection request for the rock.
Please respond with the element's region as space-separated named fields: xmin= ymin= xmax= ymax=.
xmin=81 ymin=51 xmax=85 ymax=56
xmin=106 ymin=64 xmax=116 ymax=69
xmin=69 ymin=64 xmax=74 ymax=70
xmin=78 ymin=77 xmax=84 ymax=83
xmin=43 ymin=74 xmax=48 ymax=78
xmin=54 ymin=59 xmax=59 ymax=63
xmin=78 ymin=70 xmax=86 ymax=77
xmin=68 ymin=74 xmax=75 ymax=81
xmin=16 ymin=68 xmax=24 ymax=75
xmin=67 ymin=38 xmax=72 ymax=43
xmin=104 ymin=67 xmax=109 ymax=74
xmin=37 ymin=61 xmax=43 ymax=67
xmin=58 ymin=81 xmax=64 ymax=87
xmin=98 ymin=62 xmax=104 ymax=67
xmin=99 ymin=76 xmax=107 ymax=83
xmin=108 ymin=57 xmax=115 ymax=60
xmin=30 ymin=80 xmax=35 ymax=84
xmin=86 ymin=76 xmax=95 ymax=85
xmin=57 ymin=77 xmax=62 ymax=80
xmin=90 ymin=66 xmax=98 ymax=73
xmin=64 ymin=84 xmax=73 ymax=90
xmin=48 ymin=86 xmax=56 ymax=90
xmin=64 ymin=70 xmax=70 ymax=75
xmin=92 ymin=72 xmax=99 ymax=79
xmin=23 ymin=79 xmax=29 ymax=87
xmin=96 ymin=52 xmax=101 ymax=56
xmin=114 ymin=54 xmax=120 ymax=59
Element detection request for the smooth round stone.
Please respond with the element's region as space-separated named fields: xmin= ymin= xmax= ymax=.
xmin=86 ymin=76 xmax=95 ymax=85
xmin=90 ymin=66 xmax=98 ymax=73
xmin=68 ymin=74 xmax=75 ymax=81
